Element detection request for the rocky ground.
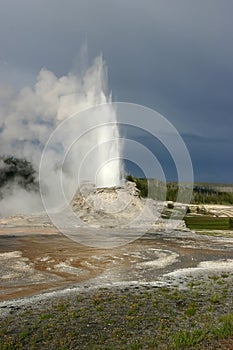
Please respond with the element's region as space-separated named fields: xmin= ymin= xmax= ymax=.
xmin=0 ymin=184 xmax=233 ymax=349
xmin=1 ymin=273 xmax=233 ymax=349
xmin=0 ymin=226 xmax=233 ymax=349
xmin=1 ymin=226 xmax=233 ymax=301
xmin=188 ymin=204 xmax=233 ymax=217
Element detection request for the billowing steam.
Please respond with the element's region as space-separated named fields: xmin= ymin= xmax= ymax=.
xmin=0 ymin=56 xmax=121 ymax=217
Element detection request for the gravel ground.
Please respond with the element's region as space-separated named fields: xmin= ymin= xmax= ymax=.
xmin=0 ymin=273 xmax=233 ymax=350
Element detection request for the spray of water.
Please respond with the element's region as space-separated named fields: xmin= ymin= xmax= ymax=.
xmin=0 ymin=55 xmax=121 ymax=217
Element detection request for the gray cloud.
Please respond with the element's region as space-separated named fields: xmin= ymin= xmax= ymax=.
xmin=0 ymin=0 xmax=232 ymax=182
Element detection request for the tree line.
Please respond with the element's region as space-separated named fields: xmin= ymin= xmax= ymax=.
xmin=126 ymin=175 xmax=233 ymax=204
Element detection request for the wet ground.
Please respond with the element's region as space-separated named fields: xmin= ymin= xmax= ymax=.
xmin=0 ymin=226 xmax=233 ymax=302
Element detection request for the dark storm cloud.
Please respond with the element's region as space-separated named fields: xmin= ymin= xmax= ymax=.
xmin=0 ymin=0 xmax=232 ymax=182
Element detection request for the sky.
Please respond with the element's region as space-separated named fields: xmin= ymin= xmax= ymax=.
xmin=0 ymin=0 xmax=233 ymax=183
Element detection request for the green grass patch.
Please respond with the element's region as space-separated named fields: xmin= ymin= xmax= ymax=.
xmin=184 ymin=216 xmax=232 ymax=230
xmin=185 ymin=302 xmax=197 ymax=317
xmin=172 ymin=329 xmax=207 ymax=349
xmin=213 ymin=314 xmax=233 ymax=338
xmin=1 ymin=280 xmax=233 ymax=350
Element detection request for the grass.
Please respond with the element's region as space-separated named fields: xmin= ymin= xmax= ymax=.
xmin=184 ymin=216 xmax=232 ymax=230
xmin=185 ymin=302 xmax=197 ymax=317
xmin=214 ymin=314 xmax=233 ymax=338
xmin=172 ymin=328 xmax=207 ymax=349
xmin=0 ymin=275 xmax=233 ymax=349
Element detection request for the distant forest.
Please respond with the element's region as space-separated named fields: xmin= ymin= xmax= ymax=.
xmin=0 ymin=157 xmax=232 ymax=205
xmin=126 ymin=175 xmax=233 ymax=205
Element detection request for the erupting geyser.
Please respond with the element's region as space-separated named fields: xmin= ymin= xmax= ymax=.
xmin=76 ymin=104 xmax=122 ymax=189
xmin=0 ymin=54 xmax=122 ymax=216
xmin=94 ymin=127 xmax=121 ymax=188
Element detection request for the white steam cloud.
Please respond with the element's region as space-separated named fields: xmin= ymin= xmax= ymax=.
xmin=0 ymin=56 xmax=121 ymax=217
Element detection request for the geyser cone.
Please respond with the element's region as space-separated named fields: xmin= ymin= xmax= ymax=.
xmin=71 ymin=181 xmax=157 ymax=228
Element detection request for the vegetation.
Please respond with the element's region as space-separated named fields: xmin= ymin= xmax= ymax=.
xmin=166 ymin=182 xmax=233 ymax=204
xmin=184 ymin=216 xmax=233 ymax=230
xmin=192 ymin=184 xmax=233 ymax=204
xmin=126 ymin=175 xmax=233 ymax=204
xmin=126 ymin=175 xmax=148 ymax=197
xmin=1 ymin=275 xmax=233 ymax=349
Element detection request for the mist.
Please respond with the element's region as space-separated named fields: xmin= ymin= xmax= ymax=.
xmin=0 ymin=55 xmax=121 ymax=217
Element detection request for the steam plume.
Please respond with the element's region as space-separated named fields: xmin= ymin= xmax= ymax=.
xmin=0 ymin=56 xmax=121 ymax=217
